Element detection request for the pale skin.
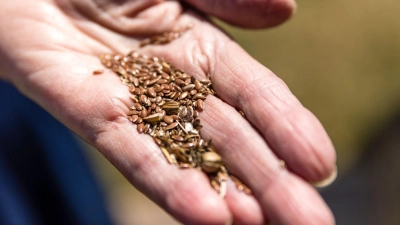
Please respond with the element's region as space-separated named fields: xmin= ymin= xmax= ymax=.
xmin=0 ymin=0 xmax=337 ymax=224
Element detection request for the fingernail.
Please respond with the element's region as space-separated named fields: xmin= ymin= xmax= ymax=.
xmin=311 ymin=165 xmax=338 ymax=188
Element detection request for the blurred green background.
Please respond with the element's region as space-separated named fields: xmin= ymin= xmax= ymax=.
xmin=86 ymin=0 xmax=400 ymax=224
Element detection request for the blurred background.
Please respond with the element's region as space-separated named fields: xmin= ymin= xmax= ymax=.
xmin=83 ymin=0 xmax=400 ymax=224
xmin=2 ymin=0 xmax=398 ymax=224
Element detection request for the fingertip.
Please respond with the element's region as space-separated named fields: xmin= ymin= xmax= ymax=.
xmin=311 ymin=165 xmax=338 ymax=188
xmin=165 ymin=172 xmax=231 ymax=225
xmin=261 ymin=172 xmax=335 ymax=225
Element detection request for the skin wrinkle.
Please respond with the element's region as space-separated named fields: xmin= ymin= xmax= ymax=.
xmin=202 ymin=97 xmax=282 ymax=186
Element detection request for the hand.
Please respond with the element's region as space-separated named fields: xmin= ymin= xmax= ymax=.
xmin=0 ymin=0 xmax=336 ymax=224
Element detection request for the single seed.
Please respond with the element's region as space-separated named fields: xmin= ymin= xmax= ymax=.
xmin=166 ymin=122 xmax=178 ymax=130
xmin=136 ymin=117 xmax=143 ymax=124
xmin=163 ymin=115 xmax=174 ymax=124
xmin=162 ymin=84 xmax=170 ymax=90
xmin=137 ymin=123 xmax=144 ymax=133
xmin=128 ymin=110 xmax=139 ymax=116
xmin=182 ymin=84 xmax=195 ymax=91
xmin=175 ymin=78 xmax=185 ymax=86
xmin=143 ymin=123 xmax=150 ymax=133
xmin=131 ymin=115 xmax=139 ymax=123
xmin=201 ymin=152 xmax=222 ymax=173
xmin=134 ymin=103 xmax=143 ymax=111
xmin=154 ymin=138 xmax=162 ymax=146
xmin=179 ymin=91 xmax=188 ymax=100
xmin=182 ymin=142 xmax=194 ymax=148
xmin=132 ymin=77 xmax=139 ymax=87
xmin=162 ymin=72 xmax=170 ymax=79
xmin=154 ymin=86 xmax=164 ymax=92
xmin=179 ymin=107 xmax=187 ymax=118
xmin=157 ymin=79 xmax=168 ymax=84
xmin=139 ymin=108 xmax=148 ymax=118
xmin=194 ymin=80 xmax=202 ymax=90
xmin=171 ymin=135 xmax=184 ymax=142
xmin=197 ymin=99 xmax=205 ymax=111
xmin=140 ymin=95 xmax=148 ymax=104
xmin=93 ymin=69 xmax=104 ymax=75
xmin=129 ymin=85 xmax=136 ymax=93
xmin=147 ymin=88 xmax=156 ymax=97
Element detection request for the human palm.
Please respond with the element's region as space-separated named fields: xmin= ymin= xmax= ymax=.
xmin=0 ymin=0 xmax=336 ymax=224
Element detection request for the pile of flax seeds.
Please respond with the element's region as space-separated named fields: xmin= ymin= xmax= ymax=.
xmin=98 ymin=27 xmax=250 ymax=197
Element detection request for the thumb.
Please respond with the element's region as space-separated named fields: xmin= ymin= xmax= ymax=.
xmin=183 ymin=0 xmax=297 ymax=29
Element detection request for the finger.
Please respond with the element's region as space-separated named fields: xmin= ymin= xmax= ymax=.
xmin=209 ymin=39 xmax=336 ymax=183
xmin=94 ymin=119 xmax=232 ymax=225
xmin=200 ymin=96 xmax=335 ymax=225
xmin=224 ymin=179 xmax=266 ymax=225
xmin=183 ymin=0 xmax=296 ymax=28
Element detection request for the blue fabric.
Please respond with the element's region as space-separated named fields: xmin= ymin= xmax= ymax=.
xmin=0 ymin=81 xmax=113 ymax=225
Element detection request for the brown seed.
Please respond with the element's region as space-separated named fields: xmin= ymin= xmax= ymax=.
xmin=190 ymin=89 xmax=197 ymax=95
xmin=157 ymin=79 xmax=168 ymax=84
xmin=154 ymin=85 xmax=164 ymax=92
xmin=160 ymin=122 xmax=168 ymax=127
xmin=136 ymin=117 xmax=143 ymax=124
xmin=131 ymin=115 xmax=138 ymax=123
xmin=162 ymin=84 xmax=170 ymax=90
xmin=93 ymin=69 xmax=104 ymax=75
xmin=127 ymin=110 xmax=139 ymax=116
xmin=184 ymin=78 xmax=191 ymax=85
xmin=129 ymin=85 xmax=136 ymax=93
xmin=137 ymin=123 xmax=144 ymax=133
xmin=132 ymin=77 xmax=139 ymax=87
xmin=200 ymin=79 xmax=211 ymax=85
xmin=178 ymin=91 xmax=188 ymax=100
xmin=182 ymin=84 xmax=195 ymax=91
xmin=161 ymin=72 xmax=170 ymax=79
xmin=155 ymin=96 xmax=162 ymax=103
xmin=133 ymin=103 xmax=143 ymax=111
xmin=171 ymin=135 xmax=184 ymax=142
xmin=194 ymin=80 xmax=202 ymax=90
xmin=139 ymin=108 xmax=148 ymax=118
xmin=197 ymin=99 xmax=205 ymax=111
xmin=179 ymin=107 xmax=187 ymax=118
xmin=182 ymin=142 xmax=194 ymax=148
xmin=140 ymin=95 xmax=148 ymax=104
xmin=143 ymin=123 xmax=150 ymax=133
xmin=163 ymin=115 xmax=174 ymax=124
xmin=143 ymin=80 xmax=150 ymax=87
xmin=166 ymin=122 xmax=178 ymax=130
xmin=154 ymin=138 xmax=162 ymax=146
xmin=147 ymin=88 xmax=156 ymax=97
xmin=175 ymin=78 xmax=185 ymax=86
xmin=133 ymin=88 xmax=141 ymax=95
xmin=174 ymin=85 xmax=182 ymax=92
xmin=193 ymin=110 xmax=199 ymax=118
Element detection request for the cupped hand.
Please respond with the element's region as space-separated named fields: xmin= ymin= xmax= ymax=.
xmin=0 ymin=0 xmax=336 ymax=224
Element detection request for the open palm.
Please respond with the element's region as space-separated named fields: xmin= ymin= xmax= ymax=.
xmin=0 ymin=0 xmax=336 ymax=224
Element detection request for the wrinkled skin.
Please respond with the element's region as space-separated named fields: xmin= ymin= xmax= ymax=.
xmin=0 ymin=0 xmax=336 ymax=224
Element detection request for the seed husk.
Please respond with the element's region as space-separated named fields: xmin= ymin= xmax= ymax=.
xmin=201 ymin=152 xmax=222 ymax=173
